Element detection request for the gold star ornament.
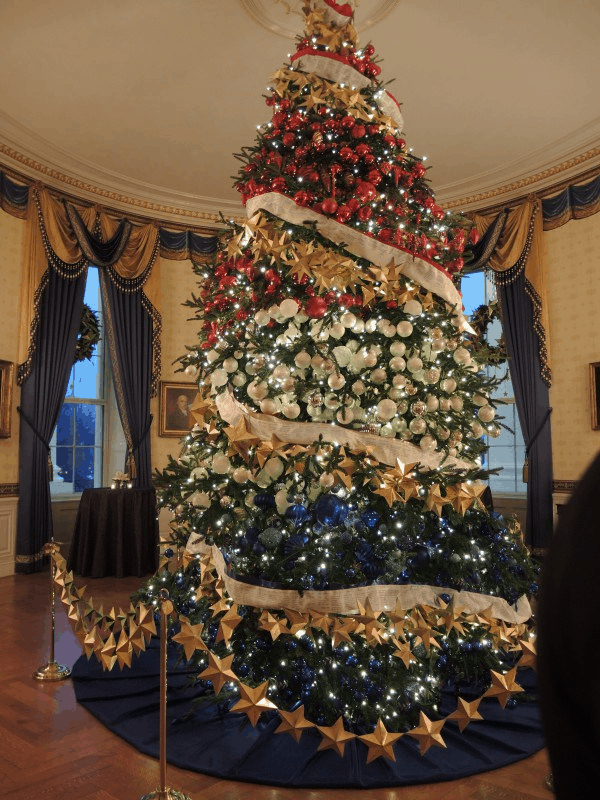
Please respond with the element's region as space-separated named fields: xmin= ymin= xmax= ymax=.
xmin=275 ymin=705 xmax=314 ymax=742
xmin=359 ymin=719 xmax=402 ymax=763
xmin=232 ymin=681 xmax=277 ymax=726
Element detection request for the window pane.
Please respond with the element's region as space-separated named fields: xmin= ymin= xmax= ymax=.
xmin=54 ymin=446 xmax=73 ymax=484
xmin=488 ymin=446 xmax=517 ymax=493
xmin=461 ymin=272 xmax=485 ymax=316
xmin=74 ymin=447 xmax=95 ymax=492
xmin=56 ymin=404 xmax=74 ymax=446
xmin=71 ymin=355 xmax=103 ymax=400
xmin=75 ymin=403 xmax=99 ymax=446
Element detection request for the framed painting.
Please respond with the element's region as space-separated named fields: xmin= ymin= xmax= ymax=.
xmin=0 ymin=360 xmax=14 ymax=438
xmin=159 ymin=381 xmax=197 ymax=437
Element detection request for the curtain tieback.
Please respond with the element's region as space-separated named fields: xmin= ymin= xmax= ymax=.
xmin=127 ymin=415 xmax=153 ymax=480
xmin=17 ymin=406 xmax=53 ymax=480
xmin=523 ymin=407 xmax=552 ymax=484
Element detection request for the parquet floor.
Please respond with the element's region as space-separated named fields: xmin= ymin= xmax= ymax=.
xmin=1 ymin=571 xmax=553 ymax=800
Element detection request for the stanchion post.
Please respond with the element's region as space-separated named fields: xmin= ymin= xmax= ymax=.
xmin=33 ymin=541 xmax=71 ymax=682
xmin=140 ymin=589 xmax=192 ymax=800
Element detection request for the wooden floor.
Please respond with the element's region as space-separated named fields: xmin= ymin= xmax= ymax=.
xmin=1 ymin=571 xmax=553 ymax=800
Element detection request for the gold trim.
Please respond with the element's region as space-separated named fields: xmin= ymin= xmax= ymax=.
xmin=0 ymin=144 xmax=243 ymax=225
xmin=447 ymin=148 xmax=600 ymax=210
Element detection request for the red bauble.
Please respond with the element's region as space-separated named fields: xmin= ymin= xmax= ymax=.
xmin=364 ymin=44 xmax=375 ymax=56
xmin=469 ymin=228 xmax=480 ymax=245
xmin=284 ymin=164 xmax=297 ymax=176
xmin=324 ymin=119 xmax=337 ymax=131
xmin=357 ymin=206 xmax=372 ymax=221
xmin=364 ymin=154 xmax=376 ymax=166
xmin=280 ymin=99 xmax=291 ymax=110
xmin=293 ymin=191 xmax=310 ymax=206
xmin=368 ymin=169 xmax=383 ymax=185
xmin=351 ymin=125 xmax=366 ymax=139
xmin=413 ymin=163 xmax=426 ymax=178
xmin=271 ymin=177 xmax=286 ymax=191
xmin=265 ymin=96 xmax=275 ymax=106
xmin=305 ymin=296 xmax=328 ymax=318
xmin=396 ymin=137 xmax=406 ymax=149
xmin=236 ymin=309 xmax=249 ymax=321
xmin=347 ymin=197 xmax=360 ymax=212
xmin=282 ymin=132 xmax=296 ymax=146
xmin=324 ymin=291 xmax=336 ymax=304
xmin=357 ymin=181 xmax=377 ymax=202
xmin=336 ymin=205 xmax=352 ymax=223
xmin=341 ymin=115 xmax=355 ymax=129
xmin=380 ymin=162 xmax=392 ymax=175
xmin=321 ymin=198 xmax=339 ymax=215
xmin=378 ymin=228 xmax=392 ymax=243
xmin=365 ymin=63 xmax=381 ymax=78
xmin=340 ymin=146 xmax=353 ymax=161
xmin=339 ymin=293 xmax=354 ymax=307
xmin=355 ymin=143 xmax=371 ymax=156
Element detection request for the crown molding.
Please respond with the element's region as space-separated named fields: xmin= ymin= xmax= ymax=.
xmin=0 ymin=110 xmax=244 ymax=226
xmin=437 ymin=117 xmax=600 ymax=211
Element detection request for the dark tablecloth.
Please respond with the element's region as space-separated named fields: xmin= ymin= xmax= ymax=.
xmin=67 ymin=487 xmax=158 ymax=578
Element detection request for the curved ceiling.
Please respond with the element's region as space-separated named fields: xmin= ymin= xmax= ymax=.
xmin=0 ymin=0 xmax=599 ymax=224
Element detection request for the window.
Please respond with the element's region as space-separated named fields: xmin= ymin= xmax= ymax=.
xmin=461 ymin=272 xmax=526 ymax=495
xmin=49 ymin=268 xmax=125 ymax=495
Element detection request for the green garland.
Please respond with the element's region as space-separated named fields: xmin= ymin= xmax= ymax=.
xmin=74 ymin=303 xmax=101 ymax=364
xmin=469 ymin=302 xmax=507 ymax=365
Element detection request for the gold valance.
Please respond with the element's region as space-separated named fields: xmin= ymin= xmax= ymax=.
xmin=473 ymin=199 xmax=551 ymax=384
xmin=19 ymin=186 xmax=161 ymax=390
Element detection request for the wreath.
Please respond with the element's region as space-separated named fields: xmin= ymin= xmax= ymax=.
xmin=74 ymin=304 xmax=101 ymax=364
xmin=469 ymin=302 xmax=508 ymax=365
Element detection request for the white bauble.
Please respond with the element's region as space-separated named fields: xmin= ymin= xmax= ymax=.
xmin=206 ymin=349 xmax=220 ymax=364
xmin=441 ymin=377 xmax=457 ymax=394
xmin=190 ymin=491 xmax=211 ymax=508
xmin=190 ymin=467 xmax=208 ymax=481
xmin=184 ymin=364 xmax=199 ymax=378
xmin=364 ymin=349 xmax=378 ymax=367
xmin=333 ymin=346 xmax=353 ymax=367
xmin=450 ymin=396 xmax=464 ymax=412
xmin=264 ymin=458 xmax=284 ymax=479
xmin=471 ymin=421 xmax=485 ymax=437
xmin=396 ymin=399 xmax=409 ymax=414
xmin=319 ymin=472 xmax=335 ymax=488
xmin=365 ymin=319 xmax=377 ymax=333
xmin=245 ymin=362 xmax=257 ymax=376
xmin=389 ymin=356 xmax=406 ymax=372
xmin=396 ymin=321 xmax=413 ymax=337
xmin=391 ymin=417 xmax=407 ymax=432
xmin=439 ymin=397 xmax=451 ymax=412
xmin=280 ymin=298 xmax=299 ymax=318
xmin=212 ymin=454 xmax=231 ymax=474
xmin=478 ymin=405 xmax=496 ymax=422
xmin=325 ymin=393 xmax=341 ymax=409
xmin=380 ymin=423 xmax=394 ymax=437
xmin=328 ymin=373 xmax=346 ymax=390
xmin=352 ymin=380 xmax=366 ymax=395
xmin=352 ymin=318 xmax=365 ymax=334
xmin=473 ymin=393 xmax=488 ymax=407
xmin=392 ymin=374 xmax=407 ymax=388
xmin=404 ymin=299 xmax=422 ymax=316
xmin=248 ymin=380 xmax=268 ymax=400
xmin=437 ymin=426 xmax=451 ymax=440
xmin=232 ymin=467 xmax=250 ymax=483
xmin=272 ymin=364 xmax=290 ymax=379
xmin=453 ymin=347 xmax=471 ymax=365
xmin=376 ymin=398 xmax=397 ymax=421
xmin=489 ymin=424 xmax=502 ymax=438
xmin=390 ymin=341 xmax=406 ymax=357
xmin=282 ymin=402 xmax=301 ymax=419
xmin=388 ymin=387 xmax=403 ymax=400
xmin=232 ymin=372 xmax=247 ymax=387
xmin=281 ymin=377 xmax=296 ymax=392
xmin=329 ymin=322 xmax=346 ymax=339
xmin=431 ymin=337 xmax=446 ymax=352
xmin=311 ymin=354 xmax=325 ymax=369
xmin=210 ymin=368 xmax=228 ymax=387
xmin=419 ymin=434 xmax=437 ymax=452
xmin=371 ymin=368 xmax=387 ymax=384
xmin=407 ymin=356 xmax=423 ymax=373
xmin=295 ymin=351 xmax=312 ymax=368
xmin=409 ymin=417 xmax=427 ymax=435
xmin=341 ymin=311 xmax=357 ymax=328
xmin=223 ymin=357 xmax=238 ymax=373
xmin=260 ymin=398 xmax=278 ymax=415
xmin=426 ymin=394 xmax=439 ymax=411
xmin=383 ymin=324 xmax=397 ymax=338
xmin=377 ymin=319 xmax=390 ymax=333
xmin=336 ymin=408 xmax=355 ymax=424
xmin=349 ymin=353 xmax=366 ymax=373
xmin=255 ymin=310 xmax=271 ymax=327
xmin=424 ymin=366 xmax=441 ymax=384
xmin=321 ymin=358 xmax=335 ymax=374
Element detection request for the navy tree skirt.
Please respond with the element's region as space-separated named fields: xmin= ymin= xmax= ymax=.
xmin=71 ymin=639 xmax=544 ymax=788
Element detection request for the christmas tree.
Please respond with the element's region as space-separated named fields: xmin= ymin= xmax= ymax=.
xmin=139 ymin=0 xmax=538 ymax=761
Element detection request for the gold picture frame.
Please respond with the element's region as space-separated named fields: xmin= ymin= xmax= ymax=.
xmin=0 ymin=360 xmax=14 ymax=438
xmin=159 ymin=381 xmax=197 ymax=437
xmin=591 ymin=362 xmax=600 ymax=430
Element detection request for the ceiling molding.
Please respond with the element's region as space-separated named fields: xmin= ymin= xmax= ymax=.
xmin=239 ymin=0 xmax=401 ymax=38
xmin=437 ymin=117 xmax=600 ymax=211
xmin=0 ymin=110 xmax=244 ymax=226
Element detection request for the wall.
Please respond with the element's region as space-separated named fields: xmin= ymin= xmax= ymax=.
xmin=545 ymin=212 xmax=600 ymax=481
xmin=0 ymin=209 xmax=23 ymax=487
xmin=150 ymin=256 xmax=202 ymax=474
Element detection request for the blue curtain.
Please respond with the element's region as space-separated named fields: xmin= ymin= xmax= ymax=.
xmin=16 ymin=267 xmax=87 ymax=573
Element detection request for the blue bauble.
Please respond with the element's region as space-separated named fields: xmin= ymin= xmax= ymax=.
xmin=175 ymin=574 xmax=184 ymax=588
xmin=361 ymin=510 xmax=380 ymax=529
xmin=285 ymin=504 xmax=310 ymax=524
xmin=254 ymin=493 xmax=276 ymax=510
xmin=314 ymin=494 xmax=349 ymax=526
xmin=252 ymin=541 xmax=267 ymax=554
xmin=368 ymin=658 xmax=382 ymax=673
xmin=435 ymin=655 xmax=448 ymax=669
xmin=163 ymin=548 xmax=174 ymax=559
xmin=245 ymin=526 xmax=259 ymax=543
xmin=505 ymin=697 xmax=518 ymax=709
xmin=346 ymin=654 xmax=358 ymax=667
xmin=300 ymin=574 xmax=315 ymax=589
xmin=438 ymin=592 xmax=452 ymax=604
xmin=237 ymin=663 xmax=250 ymax=678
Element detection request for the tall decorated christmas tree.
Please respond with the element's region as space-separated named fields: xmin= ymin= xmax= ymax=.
xmin=140 ymin=0 xmax=538 ymax=767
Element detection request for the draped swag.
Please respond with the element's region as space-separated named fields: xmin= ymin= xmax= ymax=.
xmin=15 ymin=186 xmax=162 ymax=571
xmin=471 ymin=199 xmax=553 ymax=551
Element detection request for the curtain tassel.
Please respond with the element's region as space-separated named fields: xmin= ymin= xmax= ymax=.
xmin=127 ymin=453 xmax=137 ymax=480
xmin=47 ymin=454 xmax=54 ymax=481
xmin=522 ymin=456 xmax=529 ymax=484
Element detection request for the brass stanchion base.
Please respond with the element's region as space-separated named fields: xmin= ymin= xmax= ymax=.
xmin=33 ymin=661 xmax=71 ymax=682
xmin=140 ymin=790 xmax=193 ymax=800
xmin=545 ymin=773 xmax=554 ymax=792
